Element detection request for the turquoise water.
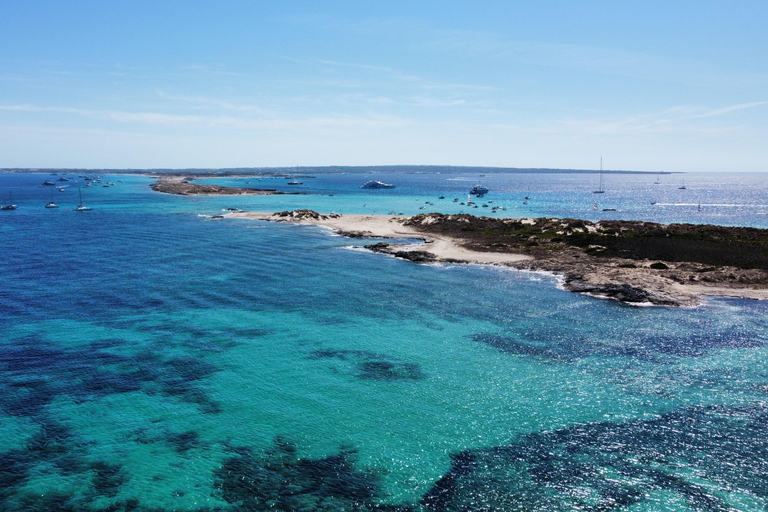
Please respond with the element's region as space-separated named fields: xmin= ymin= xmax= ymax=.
xmin=2 ymin=171 xmax=768 ymax=511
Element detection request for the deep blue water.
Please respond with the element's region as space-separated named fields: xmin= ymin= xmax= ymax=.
xmin=2 ymin=171 xmax=768 ymax=511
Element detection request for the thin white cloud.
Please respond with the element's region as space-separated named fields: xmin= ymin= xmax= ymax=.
xmin=551 ymin=101 xmax=768 ymax=137
xmin=697 ymin=101 xmax=768 ymax=118
xmin=0 ymin=103 xmax=412 ymax=131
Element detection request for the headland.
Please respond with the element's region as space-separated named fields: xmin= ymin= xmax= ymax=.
xmin=149 ymin=175 xmax=282 ymax=196
xmin=228 ymin=210 xmax=768 ymax=307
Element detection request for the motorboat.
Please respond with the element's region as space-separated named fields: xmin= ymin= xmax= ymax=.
xmin=470 ymin=184 xmax=489 ymax=195
xmin=361 ymin=180 xmax=395 ymax=189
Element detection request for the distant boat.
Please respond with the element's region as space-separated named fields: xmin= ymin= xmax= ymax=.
xmin=287 ymin=181 xmax=303 ymax=185
xmin=470 ymin=184 xmax=489 ymax=195
xmin=654 ymin=177 xmax=661 ymax=185
xmin=593 ymin=157 xmax=605 ymax=194
xmin=45 ymin=188 xmax=59 ymax=208
xmin=75 ymin=188 xmax=92 ymax=211
xmin=1 ymin=192 xmax=17 ymax=210
xmin=679 ymin=179 xmax=687 ymax=190
xmin=42 ymin=180 xmax=56 ymax=186
xmin=361 ymin=180 xmax=395 ymax=189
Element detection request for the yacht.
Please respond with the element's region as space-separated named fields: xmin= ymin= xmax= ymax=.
xmin=470 ymin=184 xmax=489 ymax=195
xmin=1 ymin=192 xmax=17 ymax=210
xmin=361 ymin=180 xmax=395 ymax=189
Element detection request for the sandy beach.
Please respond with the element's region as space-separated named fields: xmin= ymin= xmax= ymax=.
xmin=228 ymin=210 xmax=768 ymax=307
xmin=229 ymin=210 xmax=531 ymax=265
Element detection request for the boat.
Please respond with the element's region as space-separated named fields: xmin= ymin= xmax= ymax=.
xmin=42 ymin=180 xmax=56 ymax=186
xmin=361 ymin=180 xmax=395 ymax=189
xmin=679 ymin=179 xmax=687 ymax=190
xmin=592 ymin=157 xmax=605 ymax=194
xmin=469 ymin=184 xmax=489 ymax=195
xmin=1 ymin=192 xmax=17 ymax=210
xmin=74 ymin=188 xmax=92 ymax=211
xmin=287 ymin=181 xmax=303 ymax=185
xmin=45 ymin=188 xmax=58 ymax=208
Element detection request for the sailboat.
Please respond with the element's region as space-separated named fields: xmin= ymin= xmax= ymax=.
xmin=1 ymin=192 xmax=17 ymax=210
xmin=592 ymin=157 xmax=605 ymax=194
xmin=75 ymin=187 xmax=92 ymax=211
xmin=45 ymin=187 xmax=59 ymax=208
xmin=678 ymin=179 xmax=687 ymax=190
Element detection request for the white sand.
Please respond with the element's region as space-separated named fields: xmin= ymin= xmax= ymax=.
xmin=228 ymin=211 xmax=531 ymax=265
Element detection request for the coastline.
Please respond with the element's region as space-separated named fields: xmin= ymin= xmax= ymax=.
xmin=229 ymin=210 xmax=532 ymax=265
xmin=228 ymin=210 xmax=768 ymax=307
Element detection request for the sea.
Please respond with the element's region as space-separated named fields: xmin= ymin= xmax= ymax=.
xmin=2 ymin=170 xmax=768 ymax=511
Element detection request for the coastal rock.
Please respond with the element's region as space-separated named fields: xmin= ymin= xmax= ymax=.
xmin=563 ymin=278 xmax=680 ymax=306
xmin=364 ymin=242 xmax=438 ymax=263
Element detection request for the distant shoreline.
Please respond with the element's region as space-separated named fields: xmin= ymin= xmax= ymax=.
xmin=1 ymin=165 xmax=677 ymax=176
xmin=228 ymin=210 xmax=768 ymax=307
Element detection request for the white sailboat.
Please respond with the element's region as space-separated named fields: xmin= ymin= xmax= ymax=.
xmin=75 ymin=187 xmax=92 ymax=211
xmin=45 ymin=187 xmax=59 ymax=208
xmin=592 ymin=157 xmax=605 ymax=194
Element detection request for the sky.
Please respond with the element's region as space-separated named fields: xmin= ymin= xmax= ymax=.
xmin=1 ymin=1 xmax=766 ymax=172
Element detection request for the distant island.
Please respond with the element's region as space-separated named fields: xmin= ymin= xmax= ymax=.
xmin=228 ymin=210 xmax=768 ymax=307
xmin=149 ymin=176 xmax=283 ymax=196
xmin=2 ymin=165 xmax=674 ymax=176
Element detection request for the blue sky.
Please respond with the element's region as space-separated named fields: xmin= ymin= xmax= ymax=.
xmin=1 ymin=1 xmax=766 ymax=171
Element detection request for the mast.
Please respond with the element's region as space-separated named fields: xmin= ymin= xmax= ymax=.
xmin=599 ymin=157 xmax=603 ymax=192
xmin=592 ymin=157 xmax=605 ymax=194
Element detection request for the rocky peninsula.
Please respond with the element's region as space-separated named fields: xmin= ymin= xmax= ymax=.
xmin=228 ymin=210 xmax=768 ymax=307
xmin=150 ymin=176 xmax=282 ymax=196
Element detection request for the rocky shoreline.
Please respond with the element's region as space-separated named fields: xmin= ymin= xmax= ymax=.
xmin=404 ymin=213 xmax=768 ymax=306
xmin=230 ymin=210 xmax=768 ymax=307
xmin=149 ymin=176 xmax=283 ymax=196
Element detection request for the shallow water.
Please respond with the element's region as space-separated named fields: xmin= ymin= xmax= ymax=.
xmin=2 ymin=171 xmax=768 ymax=511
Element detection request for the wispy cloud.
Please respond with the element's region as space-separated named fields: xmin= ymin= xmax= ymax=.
xmin=696 ymin=101 xmax=768 ymax=118
xmin=284 ymin=56 xmax=495 ymax=96
xmin=0 ymin=103 xmax=412 ymax=131
xmin=551 ymin=100 xmax=768 ymax=137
